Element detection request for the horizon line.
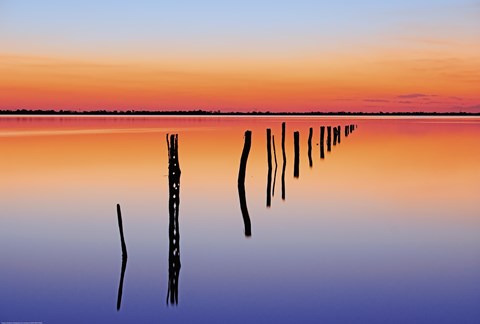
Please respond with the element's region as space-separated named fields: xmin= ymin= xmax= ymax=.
xmin=0 ymin=109 xmax=479 ymax=116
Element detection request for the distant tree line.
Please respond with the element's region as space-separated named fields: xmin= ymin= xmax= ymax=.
xmin=0 ymin=109 xmax=478 ymax=116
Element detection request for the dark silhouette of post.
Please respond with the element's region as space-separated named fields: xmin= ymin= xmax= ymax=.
xmin=238 ymin=131 xmax=252 ymax=237
xmin=308 ymin=127 xmax=313 ymax=168
xmin=345 ymin=125 xmax=349 ymax=137
xmin=337 ymin=126 xmax=341 ymax=144
xmin=116 ymin=255 xmax=127 ymax=311
xmin=281 ymin=122 xmax=286 ymax=200
xmin=327 ymin=126 xmax=332 ymax=152
xmin=333 ymin=127 xmax=337 ymax=146
xmin=294 ymin=131 xmax=300 ymax=178
xmin=272 ymin=135 xmax=278 ymax=197
xmin=320 ymin=126 xmax=325 ymax=159
xmin=116 ymin=203 xmax=128 ymax=311
xmin=266 ymin=129 xmax=272 ymax=208
xmin=117 ymin=204 xmax=128 ymax=259
xmin=166 ymin=134 xmax=181 ymax=305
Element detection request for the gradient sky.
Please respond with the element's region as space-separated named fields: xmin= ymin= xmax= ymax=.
xmin=0 ymin=0 xmax=479 ymax=112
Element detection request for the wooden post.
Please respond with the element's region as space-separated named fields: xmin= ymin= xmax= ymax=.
xmin=266 ymin=129 xmax=272 ymax=208
xmin=337 ymin=125 xmax=341 ymax=144
xmin=308 ymin=127 xmax=313 ymax=168
xmin=281 ymin=122 xmax=286 ymax=200
xmin=320 ymin=126 xmax=325 ymax=159
xmin=333 ymin=127 xmax=337 ymax=146
xmin=167 ymin=134 xmax=181 ymax=305
xmin=117 ymin=204 xmax=128 ymax=259
xmin=238 ymin=131 xmax=252 ymax=237
xmin=327 ymin=126 xmax=332 ymax=152
xmin=294 ymin=131 xmax=300 ymax=178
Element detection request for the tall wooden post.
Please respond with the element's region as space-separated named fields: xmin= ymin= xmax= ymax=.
xmin=294 ymin=131 xmax=300 ymax=178
xmin=238 ymin=131 xmax=252 ymax=237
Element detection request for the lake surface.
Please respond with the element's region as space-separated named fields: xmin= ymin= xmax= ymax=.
xmin=0 ymin=116 xmax=479 ymax=323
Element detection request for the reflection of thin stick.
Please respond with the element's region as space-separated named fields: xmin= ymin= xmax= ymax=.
xmin=281 ymin=122 xmax=286 ymax=200
xmin=116 ymin=256 xmax=127 ymax=311
xmin=238 ymin=131 xmax=252 ymax=237
xmin=272 ymin=135 xmax=278 ymax=197
xmin=266 ymin=129 xmax=272 ymax=208
xmin=116 ymin=203 xmax=128 ymax=311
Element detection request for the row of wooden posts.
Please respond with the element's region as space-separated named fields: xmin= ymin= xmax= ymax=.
xmin=238 ymin=123 xmax=357 ymax=236
xmin=114 ymin=124 xmax=358 ymax=306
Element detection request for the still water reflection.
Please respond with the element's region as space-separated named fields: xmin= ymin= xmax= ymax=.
xmin=0 ymin=116 xmax=479 ymax=323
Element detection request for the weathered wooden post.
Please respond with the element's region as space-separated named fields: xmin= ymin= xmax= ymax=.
xmin=308 ymin=127 xmax=313 ymax=168
xmin=294 ymin=131 xmax=300 ymax=178
xmin=167 ymin=134 xmax=181 ymax=305
xmin=333 ymin=127 xmax=337 ymax=146
xmin=320 ymin=126 xmax=325 ymax=159
xmin=117 ymin=204 xmax=128 ymax=259
xmin=238 ymin=131 xmax=252 ymax=237
xmin=327 ymin=126 xmax=332 ymax=152
xmin=281 ymin=122 xmax=286 ymax=200
xmin=337 ymin=125 xmax=341 ymax=144
xmin=266 ymin=129 xmax=272 ymax=207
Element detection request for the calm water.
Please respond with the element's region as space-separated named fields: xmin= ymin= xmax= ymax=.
xmin=0 ymin=116 xmax=479 ymax=323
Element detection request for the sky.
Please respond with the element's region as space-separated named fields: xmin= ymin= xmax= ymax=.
xmin=0 ymin=0 xmax=479 ymax=112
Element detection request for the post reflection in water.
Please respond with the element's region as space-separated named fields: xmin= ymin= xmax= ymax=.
xmin=116 ymin=203 xmax=128 ymax=311
xmin=166 ymin=134 xmax=181 ymax=305
xmin=272 ymin=135 xmax=278 ymax=197
xmin=281 ymin=122 xmax=286 ymax=200
xmin=266 ymin=129 xmax=272 ymax=208
xmin=116 ymin=256 xmax=127 ymax=311
xmin=238 ymin=130 xmax=252 ymax=237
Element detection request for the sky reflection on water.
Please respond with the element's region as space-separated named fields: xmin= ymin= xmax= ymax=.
xmin=0 ymin=116 xmax=479 ymax=323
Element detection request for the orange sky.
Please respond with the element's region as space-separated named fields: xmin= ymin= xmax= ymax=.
xmin=1 ymin=1 xmax=479 ymax=112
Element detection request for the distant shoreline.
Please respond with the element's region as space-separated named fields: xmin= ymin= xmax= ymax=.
xmin=0 ymin=110 xmax=478 ymax=116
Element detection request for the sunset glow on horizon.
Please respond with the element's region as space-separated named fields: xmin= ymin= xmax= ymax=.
xmin=1 ymin=0 xmax=479 ymax=112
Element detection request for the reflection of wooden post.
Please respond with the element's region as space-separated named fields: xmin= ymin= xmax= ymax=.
xmin=327 ymin=126 xmax=332 ymax=152
xmin=281 ymin=122 xmax=286 ymax=200
xmin=116 ymin=203 xmax=128 ymax=311
xmin=333 ymin=127 xmax=337 ymax=146
xmin=167 ymin=134 xmax=181 ymax=306
xmin=345 ymin=125 xmax=349 ymax=137
xmin=266 ymin=129 xmax=272 ymax=208
xmin=294 ymin=131 xmax=300 ymax=178
xmin=308 ymin=127 xmax=313 ymax=168
xmin=238 ymin=131 xmax=252 ymax=237
xmin=116 ymin=255 xmax=127 ymax=311
xmin=320 ymin=126 xmax=325 ymax=159
xmin=117 ymin=204 xmax=128 ymax=259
